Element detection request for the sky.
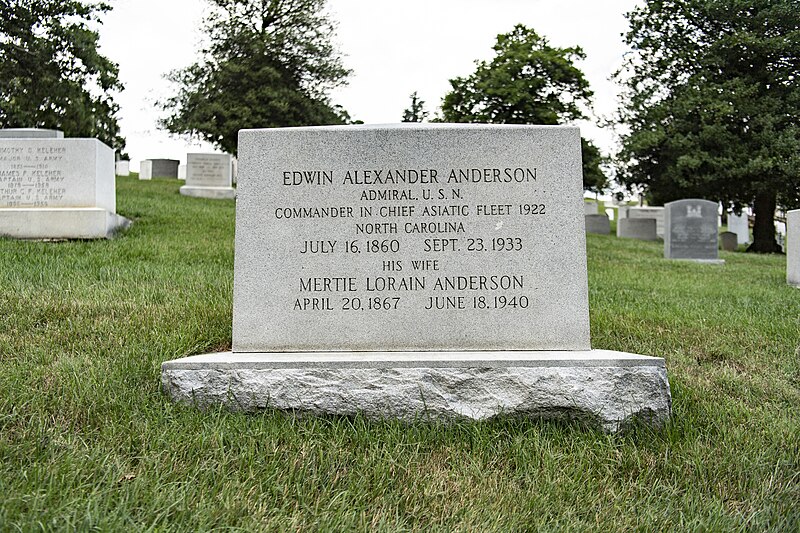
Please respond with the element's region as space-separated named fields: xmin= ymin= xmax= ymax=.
xmin=98 ymin=0 xmax=641 ymax=171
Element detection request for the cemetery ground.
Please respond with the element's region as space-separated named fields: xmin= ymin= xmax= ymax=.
xmin=1 ymin=176 xmax=798 ymax=531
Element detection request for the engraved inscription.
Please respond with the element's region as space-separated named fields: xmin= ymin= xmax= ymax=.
xmin=0 ymin=146 xmax=68 ymax=207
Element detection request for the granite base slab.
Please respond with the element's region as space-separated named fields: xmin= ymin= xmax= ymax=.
xmin=161 ymin=350 xmax=671 ymax=433
xmin=179 ymin=186 xmax=236 ymax=200
xmin=0 ymin=207 xmax=131 ymax=239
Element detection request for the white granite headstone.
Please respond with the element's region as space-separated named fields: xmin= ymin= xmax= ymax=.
xmin=139 ymin=160 xmax=152 ymax=180
xmin=0 ymin=137 xmax=130 ymax=239
xmin=115 ymin=160 xmax=130 ymax=177
xmin=180 ymin=153 xmax=235 ymax=199
xmin=788 ymin=209 xmax=799 ymax=287
xmin=178 ymin=164 xmax=186 ymax=180
xmin=728 ymin=212 xmax=749 ymax=245
xmin=0 ymin=128 xmax=64 ymax=139
xmin=162 ymin=124 xmax=671 ymax=432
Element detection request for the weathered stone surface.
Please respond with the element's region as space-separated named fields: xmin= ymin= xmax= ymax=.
xmin=0 ymin=138 xmax=130 ymax=239
xmin=162 ymin=351 xmax=671 ymax=433
xmin=235 ymin=124 xmax=590 ymax=352
xmin=150 ymin=159 xmax=180 ymax=178
xmin=719 ymin=231 xmax=738 ymax=251
xmin=788 ymin=209 xmax=799 ymax=287
xmin=617 ymin=218 xmax=659 ymax=241
xmin=180 ymin=153 xmax=235 ymax=199
xmin=0 ymin=128 xmax=63 ymax=139
xmin=664 ymin=199 xmax=720 ymax=261
xmin=585 ymin=214 xmax=610 ymax=235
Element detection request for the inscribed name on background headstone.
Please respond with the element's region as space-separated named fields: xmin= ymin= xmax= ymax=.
xmin=664 ymin=199 xmax=720 ymax=261
xmin=0 ymin=136 xmax=129 ymax=238
xmin=234 ymin=124 xmax=590 ymax=352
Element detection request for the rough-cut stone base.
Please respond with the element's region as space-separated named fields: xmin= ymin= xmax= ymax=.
xmin=161 ymin=350 xmax=671 ymax=433
xmin=0 ymin=207 xmax=131 ymax=239
xmin=179 ymin=186 xmax=236 ymax=199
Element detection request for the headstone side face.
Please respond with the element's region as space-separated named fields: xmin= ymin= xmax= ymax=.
xmin=788 ymin=209 xmax=799 ymax=287
xmin=233 ymin=124 xmax=590 ymax=352
xmin=0 ymin=128 xmax=64 ymax=139
xmin=664 ymin=199 xmax=719 ymax=260
xmin=585 ymin=214 xmax=610 ymax=235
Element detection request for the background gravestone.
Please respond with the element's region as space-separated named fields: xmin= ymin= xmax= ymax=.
xmin=719 ymin=231 xmax=738 ymax=252
xmin=585 ymin=213 xmax=610 ymax=235
xmin=664 ymin=199 xmax=722 ymax=263
xmin=0 ymin=136 xmax=130 ymax=239
xmin=139 ymin=160 xmax=152 ymax=180
xmin=149 ymin=159 xmax=180 ymax=178
xmin=728 ymin=212 xmax=750 ymax=245
xmin=618 ymin=218 xmax=659 ymax=241
xmin=180 ymin=153 xmax=235 ymax=199
xmin=788 ymin=209 xmax=799 ymax=287
xmin=162 ymin=124 xmax=671 ymax=432
xmin=584 ymin=201 xmax=598 ymax=215
xmin=115 ymin=160 xmax=130 ymax=176
xmin=178 ymin=164 xmax=187 ymax=180
xmin=626 ymin=206 xmax=665 ymax=237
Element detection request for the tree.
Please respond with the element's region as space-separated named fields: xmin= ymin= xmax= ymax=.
xmin=615 ymin=0 xmax=800 ymax=253
xmin=0 ymin=0 xmax=124 ymax=151
xmin=402 ymin=92 xmax=428 ymax=122
xmin=160 ymin=0 xmax=351 ymax=155
xmin=439 ymin=24 xmax=607 ymax=191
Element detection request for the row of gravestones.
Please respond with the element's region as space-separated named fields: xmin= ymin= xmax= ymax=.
xmin=116 ymin=155 xmax=237 ymax=200
xmin=585 ymin=203 xmax=757 ymax=263
xmin=2 ymin=125 xmax=797 ymax=433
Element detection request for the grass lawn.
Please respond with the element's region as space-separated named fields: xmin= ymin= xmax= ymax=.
xmin=1 ymin=176 xmax=798 ymax=530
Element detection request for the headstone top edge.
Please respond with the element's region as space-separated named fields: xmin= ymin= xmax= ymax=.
xmin=239 ymin=124 xmax=581 ymax=135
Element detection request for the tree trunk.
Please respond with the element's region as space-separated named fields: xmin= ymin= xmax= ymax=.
xmin=746 ymin=190 xmax=783 ymax=253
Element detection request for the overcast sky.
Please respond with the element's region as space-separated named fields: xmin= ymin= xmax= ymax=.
xmin=98 ymin=0 xmax=641 ymax=170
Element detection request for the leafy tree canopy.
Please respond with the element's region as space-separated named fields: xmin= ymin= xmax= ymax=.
xmin=440 ymin=24 xmax=607 ymax=191
xmin=616 ymin=0 xmax=800 ymax=252
xmin=0 ymin=0 xmax=125 ymax=151
xmin=160 ymin=0 xmax=351 ymax=155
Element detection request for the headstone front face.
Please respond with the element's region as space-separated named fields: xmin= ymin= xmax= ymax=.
xmin=162 ymin=124 xmax=671 ymax=432
xmin=618 ymin=218 xmax=659 ymax=240
xmin=788 ymin=209 xmax=799 ymax=287
xmin=584 ymin=201 xmax=598 ymax=215
xmin=0 ymin=128 xmax=64 ymax=139
xmin=627 ymin=206 xmax=665 ymax=237
xmin=728 ymin=212 xmax=749 ymax=245
xmin=0 ymin=137 xmax=129 ymax=238
xmin=234 ymin=125 xmax=590 ymax=352
xmin=180 ymin=153 xmax=235 ymax=199
xmin=115 ymin=160 xmax=130 ymax=176
xmin=719 ymin=231 xmax=738 ymax=251
xmin=139 ymin=160 xmax=152 ymax=180
xmin=178 ymin=164 xmax=186 ymax=180
xmin=664 ymin=199 xmax=720 ymax=261
xmin=150 ymin=159 xmax=180 ymax=178
xmin=585 ymin=214 xmax=610 ymax=234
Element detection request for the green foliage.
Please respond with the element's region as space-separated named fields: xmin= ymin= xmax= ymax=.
xmin=615 ymin=0 xmax=800 ymax=252
xmin=160 ymin=0 xmax=351 ymax=155
xmin=440 ymin=24 xmax=607 ymax=191
xmin=401 ymin=91 xmax=428 ymax=122
xmin=0 ymin=0 xmax=124 ymax=151
xmin=0 ymin=178 xmax=798 ymax=528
